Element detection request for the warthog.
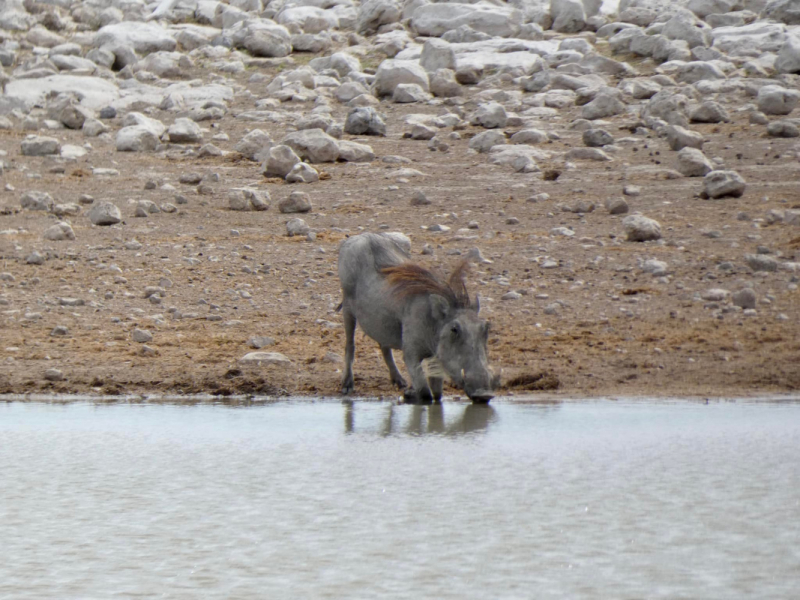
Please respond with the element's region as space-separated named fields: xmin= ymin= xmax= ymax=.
xmin=338 ymin=232 xmax=497 ymax=403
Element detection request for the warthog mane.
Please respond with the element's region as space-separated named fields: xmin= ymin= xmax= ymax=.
xmin=381 ymin=259 xmax=472 ymax=309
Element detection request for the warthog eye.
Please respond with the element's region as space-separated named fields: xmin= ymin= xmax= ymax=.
xmin=450 ymin=323 xmax=460 ymax=337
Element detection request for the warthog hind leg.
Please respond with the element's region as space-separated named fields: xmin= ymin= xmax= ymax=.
xmin=341 ymin=307 xmax=356 ymax=394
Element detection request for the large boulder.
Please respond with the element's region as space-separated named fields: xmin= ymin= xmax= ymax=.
xmin=550 ymin=0 xmax=586 ymax=33
xmin=757 ymin=85 xmax=800 ymax=115
xmin=87 ymin=202 xmax=122 ymax=226
xmin=134 ymin=51 xmax=193 ymax=78
xmin=20 ymin=191 xmax=54 ymax=211
xmin=776 ymin=29 xmax=800 ymax=73
xmin=420 ymin=39 xmax=456 ymax=73
xmin=711 ymin=22 xmax=785 ymax=56
xmin=167 ymin=118 xmax=203 ymax=144
xmin=235 ymin=129 xmax=273 ymax=161
xmin=277 ymin=7 xmax=339 ymax=33
xmin=373 ymin=60 xmax=429 ymax=97
xmin=357 ymin=0 xmax=401 ymax=35
xmin=704 ymin=170 xmax=746 ymax=198
xmin=281 ymin=129 xmax=339 ymax=163
xmin=344 ymin=107 xmax=386 ymax=135
xmin=21 ymin=136 xmax=60 ymax=156
xmin=231 ymin=19 xmax=292 ymax=58
xmin=262 ymin=145 xmax=301 ymax=178
xmin=411 ymin=3 xmax=521 ymax=38
xmin=762 ymin=0 xmax=800 ymax=24
xmin=93 ymin=22 xmax=177 ymax=55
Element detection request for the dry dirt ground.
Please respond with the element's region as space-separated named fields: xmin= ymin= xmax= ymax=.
xmin=1 ymin=55 xmax=799 ymax=401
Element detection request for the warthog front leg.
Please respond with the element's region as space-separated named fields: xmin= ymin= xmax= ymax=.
xmin=401 ymin=350 xmax=434 ymax=404
xmin=380 ymin=346 xmax=407 ymax=389
xmin=341 ymin=306 xmax=356 ymax=395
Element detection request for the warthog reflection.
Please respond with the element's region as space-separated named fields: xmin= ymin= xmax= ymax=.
xmin=343 ymin=401 xmax=497 ymax=437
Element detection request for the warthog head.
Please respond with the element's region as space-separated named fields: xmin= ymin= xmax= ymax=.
xmin=430 ymin=299 xmax=497 ymax=402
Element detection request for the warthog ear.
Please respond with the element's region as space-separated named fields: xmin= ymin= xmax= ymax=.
xmin=431 ymin=294 xmax=450 ymax=321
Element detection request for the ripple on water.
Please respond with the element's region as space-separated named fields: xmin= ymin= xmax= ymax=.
xmin=0 ymin=399 xmax=799 ymax=599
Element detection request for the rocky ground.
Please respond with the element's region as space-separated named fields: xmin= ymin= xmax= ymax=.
xmin=0 ymin=0 xmax=799 ymax=400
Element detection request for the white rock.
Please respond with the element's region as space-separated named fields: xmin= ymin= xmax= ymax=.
xmin=357 ymin=0 xmax=401 ymax=35
xmin=281 ymin=129 xmax=339 ymax=163
xmin=665 ymin=124 xmax=704 ymax=151
xmin=704 ymin=170 xmax=746 ymax=198
xmin=470 ymin=101 xmax=507 ymax=128
xmin=21 ymin=136 xmax=60 ymax=156
xmin=234 ymin=129 xmax=273 ymax=161
xmin=285 ymin=162 xmax=320 ymax=183
xmin=262 ymin=145 xmax=301 ymax=178
xmin=116 ymin=127 xmax=160 ymax=152
xmin=239 ymin=351 xmax=292 ymax=366
xmin=344 ymin=107 xmax=386 ymax=135
xmin=430 ymin=68 xmax=462 ymax=97
xmin=469 ymin=130 xmax=506 ymax=153
xmin=43 ymin=221 xmax=76 ymax=241
xmin=623 ymin=214 xmax=662 ymax=242
xmin=675 ymin=61 xmax=727 ymax=83
xmin=132 ymin=328 xmax=153 ymax=343
xmin=21 ymin=191 xmax=54 ymax=211
xmin=551 ymin=0 xmax=586 ymax=33
xmin=763 ymin=0 xmax=800 ymax=25
xmin=167 ymin=118 xmax=202 ymax=144
xmin=581 ymin=93 xmax=626 ymax=120
xmin=277 ymin=6 xmax=339 ymax=33
xmin=88 ymin=202 xmax=122 ymax=226
xmin=135 ymin=52 xmax=193 ymax=79
xmin=93 ymin=22 xmax=177 ymax=54
xmin=677 ymin=147 xmax=714 ymax=177
xmin=420 ymin=39 xmax=456 ymax=73
xmin=392 ymin=83 xmax=432 ymax=103
xmin=337 ymin=140 xmax=375 ymax=162
xmin=757 ymin=85 xmax=800 ymax=115
xmin=711 ymin=22 xmax=785 ymax=56
xmin=411 ymin=3 xmax=521 ymax=38
xmin=231 ymin=19 xmax=292 ymax=58
xmin=373 ymin=59 xmax=429 ymax=97
xmin=776 ymin=30 xmax=800 ymax=73
xmin=285 ymin=218 xmax=311 ymax=237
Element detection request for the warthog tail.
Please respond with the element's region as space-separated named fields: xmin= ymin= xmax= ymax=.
xmin=335 ymin=302 xmax=343 ymax=312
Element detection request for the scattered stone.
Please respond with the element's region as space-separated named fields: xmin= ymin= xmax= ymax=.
xmin=132 ymin=328 xmax=153 ymax=343
xmin=766 ymin=121 xmax=800 ymax=138
xmin=470 ymin=102 xmax=507 ymax=129
xmin=623 ymin=214 xmax=662 ymax=242
xmin=43 ymin=221 xmax=76 ymax=241
xmin=44 ymin=368 xmax=64 ymax=382
xmin=21 ymin=136 xmax=60 ymax=156
xmin=285 ymin=162 xmax=320 ymax=183
xmin=606 ymin=198 xmax=630 ymax=214
xmin=87 ymin=202 xmax=122 ymax=226
xmin=26 ymin=251 xmax=45 ymax=265
xmin=623 ymin=186 xmax=641 ymax=197
xmin=665 ymin=124 xmax=704 ymax=151
xmin=678 ymin=147 xmax=714 ymax=177
xmin=20 ymin=191 xmax=54 ymax=211
xmin=248 ymin=336 xmax=276 ymax=349
xmin=235 ymin=129 xmax=273 ymax=161
xmin=286 ymin=218 xmax=310 ymax=237
xmin=732 ymin=288 xmax=757 ymax=309
xmin=745 ymin=254 xmax=778 ymax=272
xmin=410 ymin=191 xmax=431 ymax=206
xmin=703 ymin=170 xmax=746 ymax=199
xmin=344 ymin=107 xmax=386 ymax=136
xmin=279 ymin=191 xmax=312 ymax=213
xmin=757 ymin=85 xmax=800 ymax=115
xmin=50 ymin=325 xmax=69 ymax=336
xmin=583 ymin=129 xmax=614 ymax=147
xmin=262 ymin=145 xmax=301 ymax=178
xmin=239 ymin=351 xmax=292 ymax=366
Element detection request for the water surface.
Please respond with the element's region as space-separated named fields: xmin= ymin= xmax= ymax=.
xmin=1 ymin=398 xmax=798 ymax=599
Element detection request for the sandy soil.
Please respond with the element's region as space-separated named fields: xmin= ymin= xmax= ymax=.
xmin=1 ymin=54 xmax=799 ymax=401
